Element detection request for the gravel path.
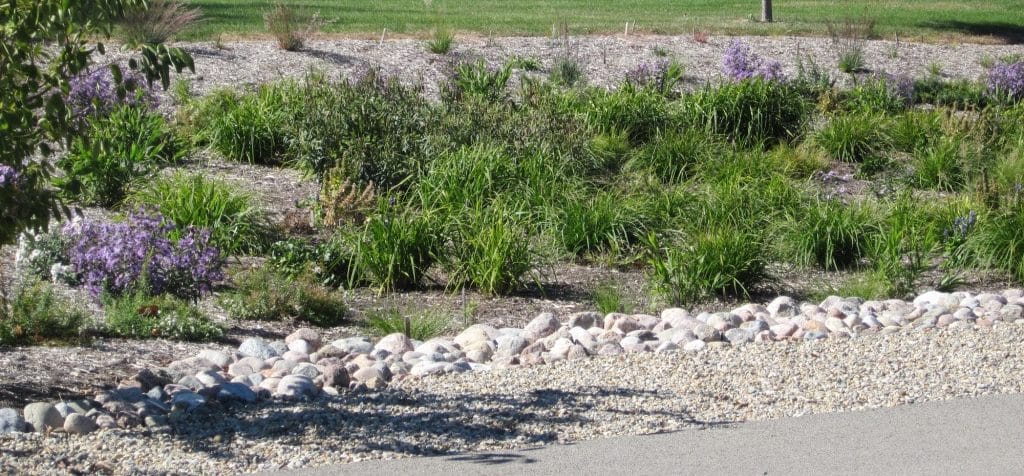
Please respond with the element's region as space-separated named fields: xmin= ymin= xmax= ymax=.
xmin=102 ymin=35 xmax=1024 ymax=100
xmin=4 ymin=322 xmax=1024 ymax=475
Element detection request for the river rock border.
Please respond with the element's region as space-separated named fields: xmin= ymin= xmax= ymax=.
xmin=2 ymin=289 xmax=1023 ymax=436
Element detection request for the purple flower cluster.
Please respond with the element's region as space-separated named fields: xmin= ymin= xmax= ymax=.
xmin=722 ymin=40 xmax=786 ymax=82
xmin=871 ymin=72 xmax=915 ymax=105
xmin=944 ymin=210 xmax=977 ymax=242
xmin=626 ymin=60 xmax=667 ymax=87
xmin=66 ymin=67 xmax=157 ymax=122
xmin=63 ymin=211 xmax=224 ymax=300
xmin=988 ymin=61 xmax=1024 ymax=101
xmin=0 ymin=165 xmax=20 ymax=188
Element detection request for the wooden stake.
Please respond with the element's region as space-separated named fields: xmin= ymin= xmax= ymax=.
xmin=379 ymin=28 xmax=387 ymax=47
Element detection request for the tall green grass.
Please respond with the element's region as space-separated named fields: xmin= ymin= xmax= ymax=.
xmin=685 ymin=79 xmax=810 ymax=147
xmin=129 ymin=172 xmax=275 ymax=255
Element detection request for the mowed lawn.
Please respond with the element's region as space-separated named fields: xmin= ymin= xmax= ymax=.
xmin=185 ymin=0 xmax=1024 ymax=42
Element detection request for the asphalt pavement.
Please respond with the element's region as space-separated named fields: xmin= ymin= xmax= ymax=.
xmin=268 ymin=392 xmax=1024 ymax=476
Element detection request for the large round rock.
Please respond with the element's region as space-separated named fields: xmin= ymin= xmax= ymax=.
xmin=0 ymin=408 xmax=26 ymax=434
xmin=239 ymin=338 xmax=280 ymax=360
xmin=23 ymin=402 xmax=63 ymax=432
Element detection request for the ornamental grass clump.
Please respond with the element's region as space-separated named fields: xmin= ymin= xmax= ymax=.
xmin=722 ymin=40 xmax=785 ymax=82
xmin=64 ymin=211 xmax=224 ymax=301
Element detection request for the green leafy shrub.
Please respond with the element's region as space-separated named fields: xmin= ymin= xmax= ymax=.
xmin=129 ymin=172 xmax=274 ymax=255
xmin=913 ymin=77 xmax=989 ymax=109
xmin=445 ymin=203 xmax=534 ymax=295
xmin=837 ymin=48 xmax=866 ymax=75
xmin=355 ymin=208 xmax=441 ymax=292
xmin=199 ymin=86 xmax=289 ymax=164
xmin=426 ymin=28 xmax=454 ymax=54
xmin=585 ymin=85 xmax=669 ymax=144
xmin=55 ymin=106 xmax=182 ymax=206
xmin=550 ymin=56 xmax=585 ymax=86
xmin=104 ymin=290 xmax=223 ymax=341
xmin=967 ymin=203 xmax=1024 ymax=281
xmin=293 ymin=278 xmax=348 ymax=327
xmin=586 ymin=130 xmax=632 ymax=173
xmin=867 ymin=194 xmax=937 ymax=298
xmin=645 ymin=229 xmax=768 ymax=305
xmin=815 ymin=113 xmax=888 ymax=162
xmin=364 ymin=308 xmax=451 ymax=340
xmin=0 ymin=279 xmax=88 ymax=346
xmin=777 ymin=198 xmax=877 ymax=270
xmin=889 ymin=110 xmax=945 ymax=153
xmin=447 ymin=60 xmax=512 ymax=102
xmin=219 ymin=266 xmax=348 ymax=326
xmin=839 ymin=75 xmax=912 ymax=115
xmin=591 ymin=281 xmax=631 ymax=314
xmin=299 ymin=72 xmax=434 ymax=189
xmin=912 ymin=136 xmax=968 ymax=192
xmin=268 ymin=235 xmax=359 ymax=287
xmin=553 ymin=189 xmax=648 ymax=257
xmin=218 ymin=265 xmax=293 ymax=321
xmin=686 ymin=79 xmax=810 ymax=147
xmin=625 ymin=129 xmax=716 ymax=183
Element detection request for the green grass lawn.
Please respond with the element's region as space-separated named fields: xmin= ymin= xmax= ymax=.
xmin=184 ymin=0 xmax=1024 ymax=42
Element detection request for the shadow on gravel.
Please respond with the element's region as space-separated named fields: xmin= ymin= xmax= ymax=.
xmin=301 ymin=49 xmax=357 ymax=66
xmin=161 ymin=386 xmax=734 ymax=466
xmin=920 ymin=20 xmax=1024 ymax=44
xmin=0 ymin=382 xmax=86 ymax=409
xmin=446 ymin=452 xmax=539 ymax=465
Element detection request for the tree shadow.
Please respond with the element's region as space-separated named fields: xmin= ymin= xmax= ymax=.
xmin=300 ymin=49 xmax=357 ymax=67
xmin=919 ymin=20 xmax=1024 ymax=44
xmin=0 ymin=382 xmax=86 ymax=409
xmin=159 ymin=386 xmax=735 ymax=466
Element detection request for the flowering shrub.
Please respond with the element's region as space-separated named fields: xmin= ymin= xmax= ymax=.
xmin=0 ymin=165 xmax=19 ymax=188
xmin=988 ymin=61 xmax=1024 ymax=102
xmin=64 ymin=211 xmax=224 ymax=300
xmin=14 ymin=227 xmax=75 ymax=284
xmin=722 ymin=41 xmax=786 ymax=82
xmin=66 ymin=67 xmax=156 ymax=125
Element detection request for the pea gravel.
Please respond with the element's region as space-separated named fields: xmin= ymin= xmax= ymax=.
xmin=3 ymin=322 xmax=1023 ymax=475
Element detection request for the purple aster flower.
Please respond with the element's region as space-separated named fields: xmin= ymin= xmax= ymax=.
xmin=722 ymin=40 xmax=787 ymax=82
xmin=63 ymin=209 xmax=224 ymax=300
xmin=0 ymin=165 xmax=19 ymax=188
xmin=988 ymin=61 xmax=1024 ymax=102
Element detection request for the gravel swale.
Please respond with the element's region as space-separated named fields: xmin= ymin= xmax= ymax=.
xmin=3 ymin=323 xmax=1023 ymax=475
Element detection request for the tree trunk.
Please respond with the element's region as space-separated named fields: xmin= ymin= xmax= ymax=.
xmin=762 ymin=0 xmax=773 ymax=23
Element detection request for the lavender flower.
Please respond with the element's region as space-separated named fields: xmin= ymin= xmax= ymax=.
xmin=944 ymin=210 xmax=977 ymax=242
xmin=66 ymin=67 xmax=157 ymax=123
xmin=63 ymin=210 xmax=224 ymax=300
xmin=0 ymin=165 xmax=20 ymax=188
xmin=722 ymin=40 xmax=786 ymax=82
xmin=988 ymin=61 xmax=1024 ymax=102
xmin=872 ymin=72 xmax=915 ymax=105
xmin=625 ymin=59 xmax=684 ymax=95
